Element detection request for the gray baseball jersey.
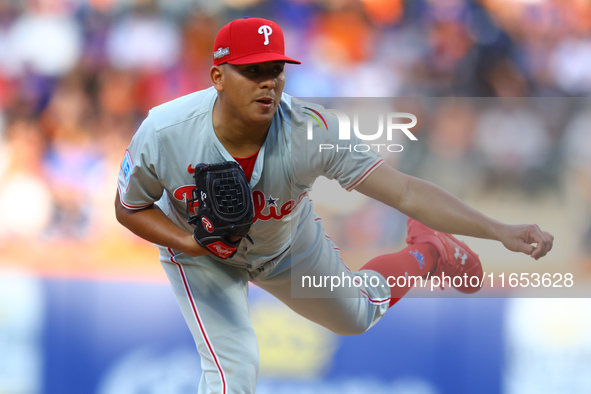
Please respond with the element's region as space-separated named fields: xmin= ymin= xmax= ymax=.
xmin=117 ymin=87 xmax=392 ymax=393
xmin=117 ymin=86 xmax=383 ymax=269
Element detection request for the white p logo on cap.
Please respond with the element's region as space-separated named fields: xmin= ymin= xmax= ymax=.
xmin=258 ymin=25 xmax=273 ymax=45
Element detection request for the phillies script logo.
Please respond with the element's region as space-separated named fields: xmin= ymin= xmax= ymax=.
xmin=176 ymin=164 xmax=307 ymax=222
xmin=174 ymin=186 xmax=307 ymax=222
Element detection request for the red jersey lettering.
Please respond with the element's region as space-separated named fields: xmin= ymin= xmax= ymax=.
xmin=174 ymin=185 xmax=198 ymax=214
xmin=252 ymin=190 xmax=307 ymax=223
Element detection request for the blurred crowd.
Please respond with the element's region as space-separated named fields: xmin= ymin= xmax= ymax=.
xmin=0 ymin=0 xmax=590 ymax=267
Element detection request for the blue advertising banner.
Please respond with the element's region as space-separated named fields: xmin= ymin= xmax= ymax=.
xmin=35 ymin=278 xmax=504 ymax=394
xmin=3 ymin=273 xmax=591 ymax=393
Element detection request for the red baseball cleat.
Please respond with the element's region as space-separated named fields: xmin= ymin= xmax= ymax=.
xmin=406 ymin=218 xmax=483 ymax=294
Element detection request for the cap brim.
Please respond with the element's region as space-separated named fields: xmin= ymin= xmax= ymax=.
xmin=227 ymin=52 xmax=301 ymax=65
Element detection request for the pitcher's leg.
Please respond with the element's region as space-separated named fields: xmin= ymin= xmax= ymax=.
xmin=253 ymin=215 xmax=484 ymax=338
xmin=251 ymin=215 xmax=392 ymax=336
xmin=161 ymin=248 xmax=259 ymax=394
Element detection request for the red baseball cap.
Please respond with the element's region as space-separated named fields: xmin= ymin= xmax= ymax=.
xmin=213 ymin=17 xmax=301 ymax=66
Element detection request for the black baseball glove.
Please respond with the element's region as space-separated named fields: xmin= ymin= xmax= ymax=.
xmin=187 ymin=161 xmax=254 ymax=259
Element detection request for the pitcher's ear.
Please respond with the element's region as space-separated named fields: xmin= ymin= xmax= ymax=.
xmin=210 ymin=65 xmax=224 ymax=91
